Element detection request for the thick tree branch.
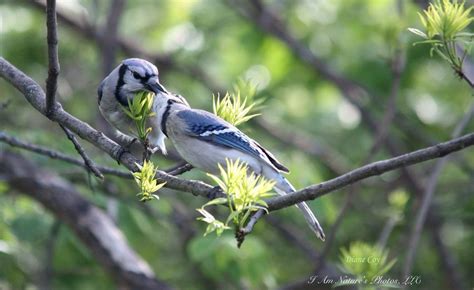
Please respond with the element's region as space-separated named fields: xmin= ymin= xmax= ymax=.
xmin=0 ymin=151 xmax=173 ymax=290
xmin=45 ymin=0 xmax=59 ymax=117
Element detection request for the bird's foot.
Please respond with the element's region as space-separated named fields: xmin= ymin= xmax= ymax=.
xmin=207 ymin=185 xmax=225 ymax=199
xmin=127 ymin=137 xmax=138 ymax=148
xmin=114 ymin=138 xmax=138 ymax=165
xmin=114 ymin=146 xmax=129 ymax=165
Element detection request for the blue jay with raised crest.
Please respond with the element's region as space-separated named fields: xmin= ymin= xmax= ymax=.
xmin=98 ymin=58 xmax=325 ymax=240
xmin=155 ymin=91 xmax=326 ymax=241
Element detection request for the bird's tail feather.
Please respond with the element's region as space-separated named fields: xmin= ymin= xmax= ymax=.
xmin=294 ymin=201 xmax=326 ymax=241
xmin=274 ymin=176 xmax=325 ymax=241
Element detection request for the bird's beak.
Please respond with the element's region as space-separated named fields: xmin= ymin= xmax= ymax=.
xmin=146 ymin=79 xmax=168 ymax=94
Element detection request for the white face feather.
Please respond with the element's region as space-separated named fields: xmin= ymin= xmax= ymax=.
xmin=121 ymin=70 xmax=146 ymax=94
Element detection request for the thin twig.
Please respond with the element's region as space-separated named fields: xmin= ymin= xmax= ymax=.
xmin=59 ymin=124 xmax=104 ymax=179
xmin=402 ymin=101 xmax=474 ymax=282
xmin=266 ymin=132 xmax=474 ymax=211
xmin=46 ymin=0 xmax=103 ymax=180
xmin=165 ymin=162 xmax=194 ymax=176
xmin=236 ymin=209 xmax=266 ymax=247
xmin=45 ymin=0 xmax=59 ymax=117
xmin=0 ymin=131 xmax=131 ymax=178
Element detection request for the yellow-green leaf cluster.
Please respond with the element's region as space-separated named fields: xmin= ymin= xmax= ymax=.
xmin=213 ymin=91 xmax=259 ymax=126
xmin=408 ymin=0 xmax=474 ymax=71
xmin=197 ymin=159 xmax=275 ymax=236
xmin=122 ymin=91 xmax=156 ymax=141
xmin=419 ymin=0 xmax=473 ymax=39
xmin=209 ymin=159 xmax=275 ymax=213
xmin=132 ymin=160 xmax=166 ymax=202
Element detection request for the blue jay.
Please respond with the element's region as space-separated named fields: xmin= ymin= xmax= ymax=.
xmin=154 ymin=93 xmax=326 ymax=241
xmin=98 ymin=58 xmax=189 ymax=154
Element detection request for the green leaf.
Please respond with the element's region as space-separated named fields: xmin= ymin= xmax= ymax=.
xmin=202 ymin=198 xmax=229 ymax=208
xmin=408 ymin=28 xmax=427 ymax=38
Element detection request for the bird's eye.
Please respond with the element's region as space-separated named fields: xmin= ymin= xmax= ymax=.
xmin=132 ymin=71 xmax=141 ymax=79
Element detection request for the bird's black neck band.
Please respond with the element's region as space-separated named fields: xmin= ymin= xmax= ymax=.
xmin=161 ymin=99 xmax=175 ymax=137
xmin=115 ymin=64 xmax=129 ymax=106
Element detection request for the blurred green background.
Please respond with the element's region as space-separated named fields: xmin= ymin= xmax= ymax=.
xmin=0 ymin=0 xmax=473 ymax=289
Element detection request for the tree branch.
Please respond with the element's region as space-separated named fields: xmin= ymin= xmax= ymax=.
xmin=266 ymin=132 xmax=474 ymax=211
xmin=0 ymin=151 xmax=173 ymax=290
xmin=0 ymin=131 xmax=131 ymax=178
xmin=46 ymin=0 xmax=105 ymax=180
xmin=59 ymin=124 xmax=104 ymax=179
xmin=165 ymin=162 xmax=194 ymax=176
xmin=45 ymin=0 xmax=59 ymax=117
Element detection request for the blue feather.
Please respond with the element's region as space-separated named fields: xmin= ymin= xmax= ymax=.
xmin=176 ymin=109 xmax=289 ymax=172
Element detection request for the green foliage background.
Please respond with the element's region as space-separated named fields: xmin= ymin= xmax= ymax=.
xmin=0 ymin=0 xmax=473 ymax=289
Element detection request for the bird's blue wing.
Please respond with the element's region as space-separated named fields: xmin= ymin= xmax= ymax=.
xmin=177 ymin=109 xmax=289 ymax=172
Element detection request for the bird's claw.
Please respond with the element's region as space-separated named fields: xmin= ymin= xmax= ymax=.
xmin=207 ymin=185 xmax=225 ymax=199
xmin=127 ymin=137 xmax=138 ymax=147
xmin=114 ymin=146 xmax=130 ymax=165
xmin=114 ymin=138 xmax=139 ymax=164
